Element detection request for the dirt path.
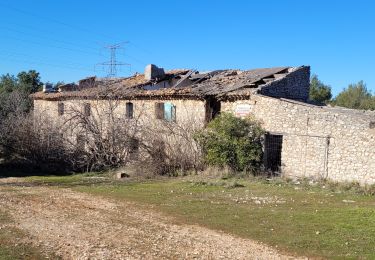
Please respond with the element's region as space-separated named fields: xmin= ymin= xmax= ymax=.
xmin=0 ymin=178 xmax=304 ymax=259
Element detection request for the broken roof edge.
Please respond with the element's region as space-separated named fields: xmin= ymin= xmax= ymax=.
xmin=256 ymin=94 xmax=375 ymax=120
xmin=31 ymin=65 xmax=307 ymax=101
xmin=256 ymin=66 xmax=309 ymax=92
xmin=211 ymin=66 xmax=297 ymax=97
xmin=255 ymin=93 xmax=319 ymax=107
xmin=31 ymin=92 xmax=207 ymax=102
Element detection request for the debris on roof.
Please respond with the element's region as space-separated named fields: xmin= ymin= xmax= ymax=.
xmin=58 ymin=83 xmax=78 ymax=92
xmin=31 ymin=65 xmax=302 ymax=101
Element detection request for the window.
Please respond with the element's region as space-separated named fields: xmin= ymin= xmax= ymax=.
xmin=84 ymin=103 xmax=91 ymax=116
xmin=164 ymin=102 xmax=176 ymax=122
xmin=155 ymin=102 xmax=176 ymax=122
xmin=126 ymin=102 xmax=134 ymax=119
xmin=155 ymin=102 xmax=164 ymax=119
xmin=58 ymin=102 xmax=64 ymax=116
xmin=151 ymin=140 xmax=166 ymax=159
xmin=76 ymin=134 xmax=86 ymax=151
xmin=128 ymin=138 xmax=139 ymax=159
xmin=129 ymin=138 xmax=139 ymax=152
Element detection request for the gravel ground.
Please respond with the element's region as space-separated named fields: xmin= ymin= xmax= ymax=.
xmin=0 ymin=178 xmax=305 ymax=259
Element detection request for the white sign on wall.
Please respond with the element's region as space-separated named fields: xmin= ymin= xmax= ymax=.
xmin=235 ymin=103 xmax=252 ymax=117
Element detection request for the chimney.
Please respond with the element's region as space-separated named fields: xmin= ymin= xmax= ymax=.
xmin=43 ymin=83 xmax=54 ymax=93
xmin=144 ymin=64 xmax=165 ymax=80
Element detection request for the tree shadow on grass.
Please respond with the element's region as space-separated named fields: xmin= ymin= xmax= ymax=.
xmin=0 ymin=160 xmax=73 ymax=178
xmin=0 ymin=160 xmax=114 ymax=188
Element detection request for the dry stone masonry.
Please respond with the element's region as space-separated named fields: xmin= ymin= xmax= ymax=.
xmin=222 ymin=95 xmax=375 ymax=184
xmin=32 ymin=65 xmax=375 ymax=185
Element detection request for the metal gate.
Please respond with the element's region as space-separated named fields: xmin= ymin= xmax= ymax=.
xmin=264 ymin=133 xmax=283 ymax=172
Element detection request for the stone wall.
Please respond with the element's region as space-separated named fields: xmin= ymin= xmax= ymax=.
xmin=33 ymin=98 xmax=206 ymax=153
xmin=34 ymin=98 xmax=207 ymax=168
xmin=222 ymin=95 xmax=375 ymax=185
xmin=34 ymin=98 xmax=206 ymax=129
xmin=259 ymin=66 xmax=310 ymax=101
xmin=34 ymin=88 xmax=375 ymax=185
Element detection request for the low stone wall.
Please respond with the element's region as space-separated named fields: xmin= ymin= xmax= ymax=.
xmin=222 ymin=95 xmax=375 ymax=185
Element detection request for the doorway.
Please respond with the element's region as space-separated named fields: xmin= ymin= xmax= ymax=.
xmin=264 ymin=133 xmax=283 ymax=172
xmin=205 ymin=97 xmax=221 ymax=123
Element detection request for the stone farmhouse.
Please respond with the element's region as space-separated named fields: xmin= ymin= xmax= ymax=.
xmin=31 ymin=65 xmax=375 ymax=184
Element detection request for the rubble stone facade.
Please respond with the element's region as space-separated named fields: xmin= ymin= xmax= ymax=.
xmin=34 ymin=98 xmax=206 ymax=129
xmin=222 ymin=95 xmax=375 ymax=185
xmin=259 ymin=66 xmax=310 ymax=101
xmin=32 ymin=65 xmax=375 ymax=185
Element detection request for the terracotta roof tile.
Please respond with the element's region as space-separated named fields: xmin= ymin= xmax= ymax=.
xmin=31 ymin=67 xmax=295 ymax=101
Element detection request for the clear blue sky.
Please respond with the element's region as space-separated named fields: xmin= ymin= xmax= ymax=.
xmin=0 ymin=0 xmax=374 ymax=95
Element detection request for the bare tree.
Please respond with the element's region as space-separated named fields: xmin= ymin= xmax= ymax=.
xmin=61 ymin=97 xmax=203 ymax=174
xmin=62 ymin=98 xmax=143 ymax=171
xmin=139 ymin=106 xmax=203 ymax=175
xmin=0 ymin=112 xmax=73 ymax=171
xmin=1 ymin=92 xmax=204 ymax=175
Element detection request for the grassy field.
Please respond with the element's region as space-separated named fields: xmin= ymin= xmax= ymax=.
xmin=0 ymin=209 xmax=53 ymax=260
xmin=20 ymin=174 xmax=375 ymax=259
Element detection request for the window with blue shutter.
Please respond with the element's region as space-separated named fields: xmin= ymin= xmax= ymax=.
xmin=155 ymin=102 xmax=176 ymax=122
xmin=164 ymin=102 xmax=176 ymax=122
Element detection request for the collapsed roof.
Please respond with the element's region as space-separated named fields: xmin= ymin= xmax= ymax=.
xmin=31 ymin=65 xmax=306 ymax=101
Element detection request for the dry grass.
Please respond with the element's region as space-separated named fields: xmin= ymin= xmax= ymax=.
xmin=13 ymin=172 xmax=375 ymax=259
xmin=0 ymin=209 xmax=54 ymax=259
xmin=73 ymin=175 xmax=375 ymax=259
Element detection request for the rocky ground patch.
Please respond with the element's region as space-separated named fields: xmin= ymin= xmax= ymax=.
xmin=0 ymin=177 xmax=301 ymax=259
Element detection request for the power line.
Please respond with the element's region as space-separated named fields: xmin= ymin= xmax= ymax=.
xmin=0 ymin=4 xmax=151 ymax=76
xmin=0 ymin=25 xmax=103 ymax=53
xmin=0 ymin=24 xmax=148 ymax=66
xmin=0 ymin=23 xmax=148 ymax=72
xmin=0 ymin=3 xmax=155 ymax=57
xmin=0 ymin=56 xmax=95 ymax=72
xmin=3 ymin=34 xmax=103 ymax=57
xmin=0 ymin=50 xmax=93 ymax=69
xmin=0 ymin=3 xmax=120 ymax=43
xmin=98 ymin=42 xmax=130 ymax=78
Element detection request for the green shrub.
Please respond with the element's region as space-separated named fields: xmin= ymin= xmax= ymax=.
xmin=194 ymin=113 xmax=264 ymax=173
